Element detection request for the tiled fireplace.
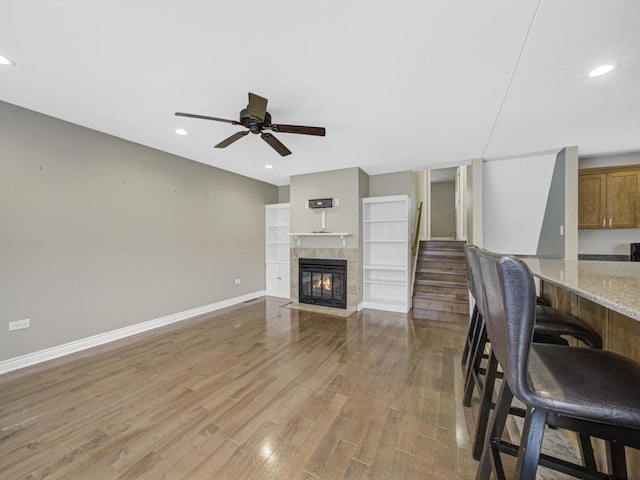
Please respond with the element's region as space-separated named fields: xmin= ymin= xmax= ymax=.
xmin=290 ymin=247 xmax=359 ymax=312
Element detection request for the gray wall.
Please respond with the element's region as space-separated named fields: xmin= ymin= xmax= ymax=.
xmin=536 ymin=149 xmax=566 ymax=258
xmin=278 ymin=185 xmax=290 ymax=203
xmin=369 ymin=171 xmax=412 ymax=197
xmin=431 ymin=182 xmax=456 ymax=237
xmin=370 ymin=170 xmax=418 ymax=243
xmin=0 ymin=101 xmax=277 ymax=361
xmin=289 ymin=167 xmax=366 ymax=249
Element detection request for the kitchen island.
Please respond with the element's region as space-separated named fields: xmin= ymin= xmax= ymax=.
xmin=522 ymin=258 xmax=640 ymax=321
xmin=521 ymin=258 xmax=640 ymax=473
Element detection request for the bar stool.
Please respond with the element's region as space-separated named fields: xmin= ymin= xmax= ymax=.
xmin=475 ymin=248 xmax=640 ymax=479
xmin=461 ymin=251 xmax=550 ymax=368
xmin=462 ymin=245 xmax=602 ymax=460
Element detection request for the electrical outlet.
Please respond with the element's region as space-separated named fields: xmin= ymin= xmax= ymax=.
xmin=9 ymin=318 xmax=30 ymax=331
xmin=234 ymin=278 xmax=242 ymax=285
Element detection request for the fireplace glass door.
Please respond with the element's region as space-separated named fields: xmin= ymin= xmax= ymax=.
xmin=299 ymin=259 xmax=347 ymax=309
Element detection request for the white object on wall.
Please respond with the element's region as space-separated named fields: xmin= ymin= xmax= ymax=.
xmin=483 ymin=153 xmax=557 ymax=255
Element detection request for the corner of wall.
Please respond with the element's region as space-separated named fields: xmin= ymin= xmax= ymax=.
xmin=563 ymin=146 xmax=579 ymax=260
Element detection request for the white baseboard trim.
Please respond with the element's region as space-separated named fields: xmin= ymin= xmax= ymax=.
xmin=0 ymin=290 xmax=265 ymax=375
xmin=361 ymin=301 xmax=410 ymax=314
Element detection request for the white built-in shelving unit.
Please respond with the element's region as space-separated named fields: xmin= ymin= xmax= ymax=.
xmin=265 ymin=203 xmax=290 ymax=298
xmin=362 ymin=195 xmax=411 ymax=313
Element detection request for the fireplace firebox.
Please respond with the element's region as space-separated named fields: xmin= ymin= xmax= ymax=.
xmin=298 ymin=258 xmax=347 ymax=309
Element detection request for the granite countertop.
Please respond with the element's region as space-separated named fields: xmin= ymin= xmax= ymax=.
xmin=521 ymin=258 xmax=640 ymax=322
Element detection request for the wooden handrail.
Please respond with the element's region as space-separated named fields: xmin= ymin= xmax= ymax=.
xmin=410 ymin=201 xmax=423 ymax=299
xmin=411 ymin=201 xmax=423 ymax=256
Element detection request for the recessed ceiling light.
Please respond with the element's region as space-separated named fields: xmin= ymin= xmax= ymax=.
xmin=265 ymin=164 xmax=273 ymax=169
xmin=588 ymin=64 xmax=615 ymax=77
xmin=175 ymin=128 xmax=188 ymax=136
xmin=0 ymin=53 xmax=16 ymax=66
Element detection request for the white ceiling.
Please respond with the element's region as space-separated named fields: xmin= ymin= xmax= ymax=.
xmin=1 ymin=1 xmax=639 ymax=186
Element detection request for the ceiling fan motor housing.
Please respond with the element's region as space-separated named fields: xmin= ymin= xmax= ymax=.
xmin=240 ymin=108 xmax=271 ymax=133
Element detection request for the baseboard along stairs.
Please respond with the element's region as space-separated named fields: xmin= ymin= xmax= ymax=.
xmin=412 ymin=240 xmax=469 ymax=319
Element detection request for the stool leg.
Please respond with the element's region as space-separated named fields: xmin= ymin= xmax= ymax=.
xmin=462 ymin=305 xmax=479 ymax=366
xmin=514 ymin=407 xmax=547 ymax=480
xmin=464 ymin=309 xmax=483 ymax=374
xmin=463 ymin=321 xmax=487 ymax=406
xmin=606 ymin=440 xmax=628 ymax=480
xmin=472 ymin=348 xmax=499 ymax=460
xmin=476 ymin=380 xmax=512 ymax=480
xmin=577 ymin=433 xmax=597 ymax=473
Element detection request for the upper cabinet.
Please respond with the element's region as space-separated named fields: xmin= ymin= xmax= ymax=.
xmin=578 ymin=165 xmax=640 ymax=229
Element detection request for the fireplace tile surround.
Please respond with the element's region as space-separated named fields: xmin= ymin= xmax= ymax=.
xmin=290 ymin=247 xmax=359 ymax=312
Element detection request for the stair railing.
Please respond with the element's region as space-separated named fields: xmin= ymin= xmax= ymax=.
xmin=410 ymin=201 xmax=423 ymax=298
xmin=411 ymin=201 xmax=423 ymax=256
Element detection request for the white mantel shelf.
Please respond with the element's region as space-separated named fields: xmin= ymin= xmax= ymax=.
xmin=289 ymin=232 xmax=353 ymax=247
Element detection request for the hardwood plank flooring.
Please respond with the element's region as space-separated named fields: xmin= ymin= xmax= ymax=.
xmin=0 ymin=297 xmax=559 ymax=479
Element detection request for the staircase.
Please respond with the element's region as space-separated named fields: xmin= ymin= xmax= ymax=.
xmin=412 ymin=240 xmax=469 ymax=318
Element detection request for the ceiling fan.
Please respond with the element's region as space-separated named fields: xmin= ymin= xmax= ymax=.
xmin=175 ymin=92 xmax=326 ymax=156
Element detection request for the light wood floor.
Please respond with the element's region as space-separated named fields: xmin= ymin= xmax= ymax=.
xmin=0 ymin=298 xmax=485 ymax=479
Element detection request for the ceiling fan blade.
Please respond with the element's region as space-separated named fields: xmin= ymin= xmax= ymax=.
xmin=271 ymin=124 xmax=326 ymax=136
xmin=175 ymin=112 xmax=239 ymax=124
xmin=261 ymin=133 xmax=292 ymax=156
xmin=248 ymin=93 xmax=268 ymax=121
xmin=215 ymin=131 xmax=249 ymax=148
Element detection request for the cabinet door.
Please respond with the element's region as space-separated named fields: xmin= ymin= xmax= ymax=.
xmin=278 ymin=263 xmax=290 ymax=298
xmin=578 ymin=173 xmax=607 ymax=229
xmin=265 ymin=263 xmax=281 ymax=296
xmin=607 ymin=171 xmax=639 ymax=228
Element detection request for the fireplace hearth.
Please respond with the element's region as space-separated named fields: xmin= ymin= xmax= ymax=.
xmin=298 ymin=258 xmax=347 ymax=309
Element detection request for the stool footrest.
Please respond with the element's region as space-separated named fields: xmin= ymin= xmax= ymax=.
xmin=497 ymin=440 xmax=609 ymax=480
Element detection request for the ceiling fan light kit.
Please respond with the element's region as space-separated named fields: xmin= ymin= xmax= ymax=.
xmin=175 ymin=92 xmax=326 ymax=156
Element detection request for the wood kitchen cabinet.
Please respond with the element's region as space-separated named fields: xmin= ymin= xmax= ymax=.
xmin=578 ymin=165 xmax=640 ymax=229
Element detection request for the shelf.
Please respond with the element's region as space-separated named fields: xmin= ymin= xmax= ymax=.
xmin=364 ymin=279 xmax=407 ymax=286
xmin=289 ymin=232 xmax=353 ymax=247
xmin=364 ymin=265 xmax=407 ymax=272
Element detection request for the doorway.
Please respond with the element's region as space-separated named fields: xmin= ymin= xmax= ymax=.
xmin=430 ymin=167 xmax=458 ymax=239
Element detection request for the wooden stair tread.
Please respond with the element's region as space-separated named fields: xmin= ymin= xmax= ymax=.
xmin=413 ymin=290 xmax=469 ymax=303
xmin=414 ymin=278 xmax=468 ymax=288
xmin=415 ymin=269 xmax=467 ymax=278
xmin=415 ymin=261 xmax=467 ymax=271
xmin=418 ymin=250 xmax=465 ymax=257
